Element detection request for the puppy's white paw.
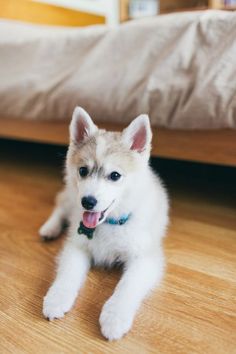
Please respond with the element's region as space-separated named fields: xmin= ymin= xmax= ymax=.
xmin=39 ymin=219 xmax=61 ymax=240
xmin=43 ymin=286 xmax=75 ymax=320
xmin=99 ymin=298 xmax=134 ymax=341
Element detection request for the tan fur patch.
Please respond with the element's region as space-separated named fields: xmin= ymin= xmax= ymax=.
xmin=67 ymin=129 xmax=138 ymax=176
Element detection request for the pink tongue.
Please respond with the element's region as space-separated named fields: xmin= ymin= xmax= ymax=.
xmin=83 ymin=212 xmax=101 ymax=228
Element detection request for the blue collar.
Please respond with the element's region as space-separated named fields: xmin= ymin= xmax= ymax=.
xmin=78 ymin=213 xmax=132 ymax=240
xmin=105 ymin=213 xmax=131 ymax=225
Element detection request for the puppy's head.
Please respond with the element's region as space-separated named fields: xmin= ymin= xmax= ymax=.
xmin=66 ymin=107 xmax=152 ymax=228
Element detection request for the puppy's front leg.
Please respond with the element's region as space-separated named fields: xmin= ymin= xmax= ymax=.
xmin=99 ymin=253 xmax=164 ymax=340
xmin=43 ymin=241 xmax=90 ymax=320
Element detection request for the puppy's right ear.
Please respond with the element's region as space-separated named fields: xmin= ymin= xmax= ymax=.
xmin=69 ymin=107 xmax=97 ymax=144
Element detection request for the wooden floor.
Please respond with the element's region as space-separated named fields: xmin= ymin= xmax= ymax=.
xmin=0 ymin=140 xmax=235 ymax=354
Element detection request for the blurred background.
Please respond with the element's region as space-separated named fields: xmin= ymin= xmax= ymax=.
xmin=1 ymin=0 xmax=236 ymax=25
xmin=0 ymin=0 xmax=235 ymax=164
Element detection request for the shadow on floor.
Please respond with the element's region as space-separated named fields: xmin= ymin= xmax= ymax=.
xmin=0 ymin=138 xmax=235 ymax=209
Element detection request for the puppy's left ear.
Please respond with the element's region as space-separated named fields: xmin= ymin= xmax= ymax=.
xmin=122 ymin=114 xmax=152 ymax=153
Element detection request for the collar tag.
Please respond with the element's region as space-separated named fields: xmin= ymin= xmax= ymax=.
xmin=77 ymin=221 xmax=95 ymax=239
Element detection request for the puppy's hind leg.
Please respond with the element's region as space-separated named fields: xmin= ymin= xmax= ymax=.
xmin=39 ymin=189 xmax=70 ymax=240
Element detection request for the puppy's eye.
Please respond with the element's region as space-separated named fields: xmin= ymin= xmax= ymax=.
xmin=109 ymin=171 xmax=121 ymax=181
xmin=79 ymin=166 xmax=89 ymax=178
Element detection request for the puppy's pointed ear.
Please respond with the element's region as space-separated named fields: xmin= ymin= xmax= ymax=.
xmin=69 ymin=107 xmax=97 ymax=144
xmin=122 ymin=114 xmax=152 ymax=153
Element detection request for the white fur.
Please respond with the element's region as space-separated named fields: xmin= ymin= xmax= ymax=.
xmin=40 ymin=107 xmax=169 ymax=341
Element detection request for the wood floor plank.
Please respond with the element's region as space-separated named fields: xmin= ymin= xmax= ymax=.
xmin=0 ymin=140 xmax=235 ymax=354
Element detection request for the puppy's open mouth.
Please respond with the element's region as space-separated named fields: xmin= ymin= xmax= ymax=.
xmin=82 ymin=201 xmax=114 ymax=229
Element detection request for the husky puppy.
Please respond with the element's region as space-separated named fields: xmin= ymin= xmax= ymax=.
xmin=40 ymin=107 xmax=169 ymax=341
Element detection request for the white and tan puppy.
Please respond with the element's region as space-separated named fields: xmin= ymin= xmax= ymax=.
xmin=40 ymin=107 xmax=169 ymax=341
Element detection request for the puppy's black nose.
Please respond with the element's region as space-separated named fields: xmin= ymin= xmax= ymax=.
xmin=81 ymin=196 xmax=97 ymax=210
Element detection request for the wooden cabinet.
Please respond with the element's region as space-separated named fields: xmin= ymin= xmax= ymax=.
xmin=1 ymin=1 xmax=234 ymax=27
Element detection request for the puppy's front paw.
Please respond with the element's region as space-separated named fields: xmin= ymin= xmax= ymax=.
xmin=39 ymin=219 xmax=61 ymax=241
xmin=43 ymin=286 xmax=75 ymax=320
xmin=99 ymin=298 xmax=134 ymax=341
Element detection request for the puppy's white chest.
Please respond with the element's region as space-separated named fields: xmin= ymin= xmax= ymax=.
xmin=86 ymin=223 xmax=137 ymax=266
